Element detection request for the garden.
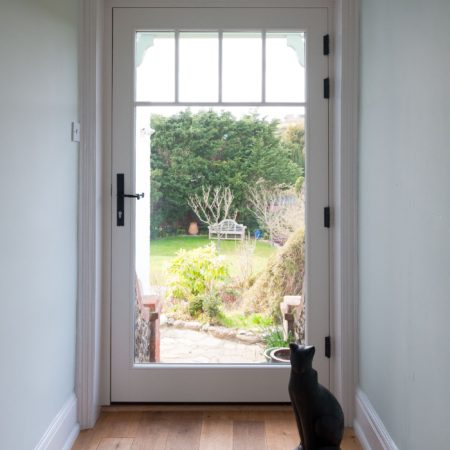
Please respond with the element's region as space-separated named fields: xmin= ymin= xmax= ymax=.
xmin=136 ymin=109 xmax=307 ymax=363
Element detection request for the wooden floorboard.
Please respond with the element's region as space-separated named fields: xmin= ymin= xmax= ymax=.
xmin=263 ymin=411 xmax=299 ymax=450
xmin=97 ymin=438 xmax=134 ymax=450
xmin=199 ymin=412 xmax=233 ymax=450
xmin=164 ymin=413 xmax=203 ymax=450
xmin=131 ymin=412 xmax=170 ymax=450
xmin=72 ymin=408 xmax=362 ymax=450
xmin=232 ymin=421 xmax=266 ymax=450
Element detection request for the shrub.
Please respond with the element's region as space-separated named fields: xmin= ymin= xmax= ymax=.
xmin=219 ymin=286 xmax=239 ymax=305
xmin=188 ymin=296 xmax=204 ymax=317
xmin=198 ymin=291 xmax=222 ymax=319
xmin=168 ymin=243 xmax=229 ymax=312
xmin=243 ymin=228 xmax=305 ymax=321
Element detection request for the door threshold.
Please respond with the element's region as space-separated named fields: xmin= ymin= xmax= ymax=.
xmin=103 ymin=403 xmax=292 ymax=412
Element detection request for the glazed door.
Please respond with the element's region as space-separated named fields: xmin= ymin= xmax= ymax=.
xmin=111 ymin=6 xmax=330 ymax=402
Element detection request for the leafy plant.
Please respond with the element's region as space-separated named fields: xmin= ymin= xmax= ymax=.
xmin=263 ymin=327 xmax=295 ymax=349
xmin=188 ymin=296 xmax=204 ymax=317
xmin=197 ymin=291 xmax=222 ymax=319
xmin=168 ymin=242 xmax=229 ymax=304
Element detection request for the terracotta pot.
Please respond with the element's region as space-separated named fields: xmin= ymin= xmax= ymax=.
xmin=188 ymin=221 xmax=199 ymax=235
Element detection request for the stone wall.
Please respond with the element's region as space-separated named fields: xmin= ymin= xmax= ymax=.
xmin=134 ymin=300 xmax=150 ymax=363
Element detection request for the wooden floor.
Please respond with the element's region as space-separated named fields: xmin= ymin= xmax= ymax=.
xmin=72 ymin=406 xmax=362 ymax=450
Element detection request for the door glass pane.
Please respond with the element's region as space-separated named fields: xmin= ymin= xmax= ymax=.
xmin=134 ymin=107 xmax=153 ymax=363
xmin=179 ymin=32 xmax=219 ymax=102
xmin=222 ymin=33 xmax=262 ymax=102
xmin=134 ymin=105 xmax=306 ymax=364
xmin=266 ymin=32 xmax=306 ymax=103
xmin=135 ymin=32 xmax=175 ymax=102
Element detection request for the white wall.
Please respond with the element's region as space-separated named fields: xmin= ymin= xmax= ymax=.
xmin=0 ymin=0 xmax=79 ymax=448
xmin=358 ymin=0 xmax=450 ymax=448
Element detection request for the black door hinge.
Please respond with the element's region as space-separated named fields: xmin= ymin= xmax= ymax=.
xmin=323 ymin=34 xmax=330 ymax=55
xmin=325 ymin=336 xmax=331 ymax=358
xmin=324 ymin=206 xmax=331 ymax=228
xmin=324 ymin=78 xmax=330 ymax=99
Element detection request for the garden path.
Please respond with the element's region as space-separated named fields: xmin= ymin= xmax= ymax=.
xmin=160 ymin=327 xmax=266 ymax=364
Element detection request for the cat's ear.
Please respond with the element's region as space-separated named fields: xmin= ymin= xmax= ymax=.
xmin=305 ymin=345 xmax=315 ymax=358
xmin=289 ymin=342 xmax=300 ymax=352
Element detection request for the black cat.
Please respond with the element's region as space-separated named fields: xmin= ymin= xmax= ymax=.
xmin=288 ymin=343 xmax=344 ymax=450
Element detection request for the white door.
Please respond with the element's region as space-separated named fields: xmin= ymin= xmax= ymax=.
xmin=111 ymin=6 xmax=330 ymax=402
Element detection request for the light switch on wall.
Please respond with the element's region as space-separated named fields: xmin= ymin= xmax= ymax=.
xmin=71 ymin=122 xmax=81 ymax=142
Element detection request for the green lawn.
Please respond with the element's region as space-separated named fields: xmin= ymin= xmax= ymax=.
xmin=149 ymin=235 xmax=276 ymax=284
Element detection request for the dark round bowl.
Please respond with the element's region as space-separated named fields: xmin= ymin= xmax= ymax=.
xmin=269 ymin=347 xmax=291 ymax=363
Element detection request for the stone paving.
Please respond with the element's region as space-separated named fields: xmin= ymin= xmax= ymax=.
xmin=160 ymin=326 xmax=266 ymax=364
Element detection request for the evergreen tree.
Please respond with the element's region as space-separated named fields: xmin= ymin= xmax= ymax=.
xmin=150 ymin=110 xmax=300 ymax=237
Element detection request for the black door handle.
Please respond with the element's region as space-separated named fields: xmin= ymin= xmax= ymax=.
xmin=117 ymin=173 xmax=144 ymax=226
xmin=123 ymin=193 xmax=145 ymax=199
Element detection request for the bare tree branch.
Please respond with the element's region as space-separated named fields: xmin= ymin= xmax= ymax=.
xmin=248 ymin=179 xmax=305 ymax=244
xmin=188 ymin=186 xmax=237 ymax=226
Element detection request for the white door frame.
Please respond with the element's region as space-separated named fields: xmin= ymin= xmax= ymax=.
xmin=111 ymin=5 xmax=329 ymax=403
xmin=76 ymin=0 xmax=360 ymax=429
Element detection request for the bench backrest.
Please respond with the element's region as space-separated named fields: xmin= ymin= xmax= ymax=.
xmin=209 ymin=219 xmax=245 ymax=231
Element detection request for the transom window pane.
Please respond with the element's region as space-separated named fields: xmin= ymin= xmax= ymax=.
xmin=134 ymin=30 xmax=306 ymax=104
xmin=222 ymin=32 xmax=262 ymax=102
xmin=266 ymin=32 xmax=306 ymax=103
xmin=135 ymin=32 xmax=175 ymax=102
xmin=179 ymin=32 xmax=219 ymax=102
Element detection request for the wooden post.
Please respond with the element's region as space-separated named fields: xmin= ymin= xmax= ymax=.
xmin=280 ymin=295 xmax=303 ymax=340
xmin=149 ymin=311 xmax=160 ymax=362
xmin=143 ymin=294 xmax=161 ymax=362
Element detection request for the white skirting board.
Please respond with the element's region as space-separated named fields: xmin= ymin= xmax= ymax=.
xmin=354 ymin=388 xmax=399 ymax=450
xmin=35 ymin=393 xmax=80 ymax=450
